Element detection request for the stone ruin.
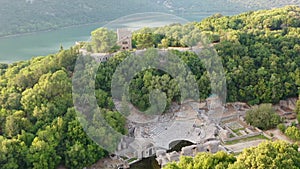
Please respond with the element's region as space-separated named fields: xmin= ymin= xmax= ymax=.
xmin=156 ymin=140 xmax=226 ymax=167
xmin=113 ymin=97 xmax=228 ymax=168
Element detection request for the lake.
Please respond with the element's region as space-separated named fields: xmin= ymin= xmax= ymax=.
xmin=0 ymin=23 xmax=102 ymax=64
xmin=0 ymin=10 xmax=246 ymax=64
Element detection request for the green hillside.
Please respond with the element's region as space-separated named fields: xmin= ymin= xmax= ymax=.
xmin=229 ymin=0 xmax=300 ymax=9
xmin=1 ymin=0 xmax=298 ymax=37
xmin=0 ymin=6 xmax=300 ymax=169
xmin=0 ymin=0 xmax=165 ymax=37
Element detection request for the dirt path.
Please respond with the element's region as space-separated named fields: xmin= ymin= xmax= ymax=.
xmin=265 ymin=129 xmax=293 ymax=144
xmin=225 ymin=139 xmax=265 ymax=153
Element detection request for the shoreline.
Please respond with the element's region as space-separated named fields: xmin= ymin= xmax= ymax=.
xmin=0 ymin=11 xmax=235 ymax=39
xmin=0 ymin=21 xmax=108 ymax=39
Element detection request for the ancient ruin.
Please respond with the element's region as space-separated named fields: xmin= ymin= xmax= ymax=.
xmin=117 ymin=28 xmax=132 ymax=50
xmin=77 ymin=38 xmax=299 ymax=169
xmin=113 ymin=96 xmax=228 ymax=167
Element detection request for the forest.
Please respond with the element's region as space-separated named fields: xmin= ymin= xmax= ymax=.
xmin=0 ymin=5 xmax=300 ymax=169
xmin=0 ymin=0 xmax=296 ymax=37
xmin=91 ymin=5 xmax=300 ymax=109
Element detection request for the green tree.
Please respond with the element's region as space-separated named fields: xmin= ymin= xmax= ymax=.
xmin=277 ymin=123 xmax=286 ymax=133
xmin=132 ymin=32 xmax=154 ymax=49
xmin=63 ymin=113 xmax=107 ymax=169
xmin=245 ymin=104 xmax=281 ymax=130
xmin=27 ymin=117 xmax=64 ymax=169
xmin=90 ymin=28 xmax=117 ymax=53
xmin=163 ymin=163 xmax=181 ymax=169
xmin=163 ymin=141 xmax=300 ymax=169
xmin=163 ymin=151 xmax=236 ymax=169
xmin=297 ymin=114 xmax=300 ymax=125
xmin=229 ymin=141 xmax=300 ymax=169
xmin=285 ymin=126 xmax=300 ymax=141
xmin=161 ymin=38 xmax=170 ymax=49
xmin=27 ymin=137 xmax=61 ymax=169
xmin=193 ymin=151 xmax=236 ymax=169
xmin=0 ymin=138 xmax=28 ymax=169
xmin=296 ymin=95 xmax=300 ymax=115
xmin=4 ymin=110 xmax=31 ymax=138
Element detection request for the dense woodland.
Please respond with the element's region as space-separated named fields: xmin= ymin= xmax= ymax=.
xmin=92 ymin=5 xmax=300 ymax=109
xmin=0 ymin=6 xmax=300 ymax=169
xmin=163 ymin=141 xmax=300 ymax=169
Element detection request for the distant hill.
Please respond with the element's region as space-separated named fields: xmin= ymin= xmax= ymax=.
xmin=2 ymin=0 xmax=298 ymax=37
xmin=0 ymin=6 xmax=300 ymax=169
xmin=228 ymin=0 xmax=300 ymax=9
xmin=0 ymin=0 xmax=165 ymax=37
xmin=0 ymin=0 xmax=249 ymax=37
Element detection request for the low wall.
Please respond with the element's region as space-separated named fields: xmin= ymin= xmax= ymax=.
xmin=224 ymin=126 xmax=238 ymax=137
xmin=221 ymin=114 xmax=238 ymax=122
xmin=222 ymin=132 xmax=262 ymax=142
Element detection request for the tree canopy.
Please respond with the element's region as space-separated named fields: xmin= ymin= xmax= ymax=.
xmin=88 ymin=28 xmax=118 ymax=53
xmin=0 ymin=6 xmax=300 ymax=169
xmin=163 ymin=141 xmax=300 ymax=169
xmin=245 ymin=104 xmax=281 ymax=130
xmin=0 ymin=47 xmax=110 ymax=169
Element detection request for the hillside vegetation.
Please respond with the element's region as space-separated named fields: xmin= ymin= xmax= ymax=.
xmin=0 ymin=0 xmax=265 ymax=37
xmin=0 ymin=0 xmax=165 ymax=37
xmin=163 ymin=141 xmax=300 ymax=169
xmin=0 ymin=6 xmax=299 ymax=169
xmin=229 ymin=0 xmax=300 ymax=9
xmin=92 ymin=6 xmax=300 ymax=108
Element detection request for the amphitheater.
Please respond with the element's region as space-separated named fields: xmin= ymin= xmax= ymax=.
xmin=114 ymin=96 xmax=229 ymax=167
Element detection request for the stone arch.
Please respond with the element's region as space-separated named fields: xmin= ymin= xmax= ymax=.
xmin=168 ymin=139 xmax=196 ymax=149
xmin=203 ymin=137 xmax=218 ymax=143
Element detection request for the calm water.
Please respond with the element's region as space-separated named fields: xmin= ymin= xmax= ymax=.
xmin=0 ymin=23 xmax=103 ymax=64
xmin=0 ymin=10 xmax=246 ymax=64
xmin=0 ymin=14 xmax=189 ymax=64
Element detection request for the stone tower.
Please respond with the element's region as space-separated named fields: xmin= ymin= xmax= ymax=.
xmin=117 ymin=28 xmax=132 ymax=50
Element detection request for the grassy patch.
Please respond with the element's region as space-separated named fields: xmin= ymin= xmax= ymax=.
xmin=231 ymin=128 xmax=245 ymax=136
xmin=121 ymin=156 xmax=128 ymax=160
xmin=128 ymin=158 xmax=138 ymax=163
xmin=232 ymin=128 xmax=245 ymax=133
xmin=225 ymin=134 xmax=269 ymax=145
